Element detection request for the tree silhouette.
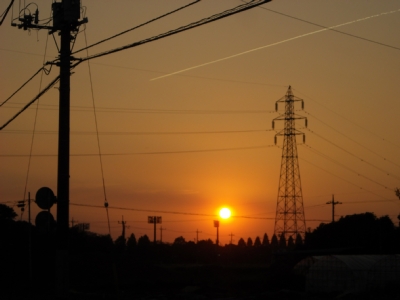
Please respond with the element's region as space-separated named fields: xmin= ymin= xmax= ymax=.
xmin=127 ymin=233 xmax=137 ymax=252
xmin=246 ymin=237 xmax=253 ymax=247
xmin=114 ymin=235 xmax=126 ymax=252
xmin=287 ymin=236 xmax=295 ymax=249
xmin=295 ymin=233 xmax=303 ymax=248
xmin=238 ymin=237 xmax=246 ymax=247
xmin=0 ymin=204 xmax=17 ymax=221
xmin=138 ymin=234 xmax=151 ymax=247
xmin=305 ymin=212 xmax=398 ymax=253
xmin=262 ymin=233 xmax=270 ymax=247
xmin=270 ymin=234 xmax=278 ymax=250
xmin=279 ymin=234 xmax=286 ymax=249
xmin=254 ymin=236 xmax=261 ymax=247
xmin=173 ymin=236 xmax=186 ymax=245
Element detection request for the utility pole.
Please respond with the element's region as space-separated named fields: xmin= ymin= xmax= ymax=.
xmin=70 ymin=218 xmax=78 ymax=228
xmin=326 ymin=194 xmax=342 ymax=223
xmin=159 ymin=226 xmax=166 ymax=243
xmin=196 ymin=229 xmax=202 ymax=243
xmin=56 ymin=2 xmax=73 ymax=293
xmin=229 ymin=232 xmax=235 ymax=245
xmin=28 ymin=192 xmax=32 ymax=291
xmin=273 ymin=86 xmax=307 ymax=242
xmin=118 ymin=216 xmax=127 ymax=239
xmin=12 ymin=1 xmax=87 ymax=295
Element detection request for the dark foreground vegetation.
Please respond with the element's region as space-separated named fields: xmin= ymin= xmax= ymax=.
xmin=1 ymin=204 xmax=400 ymax=299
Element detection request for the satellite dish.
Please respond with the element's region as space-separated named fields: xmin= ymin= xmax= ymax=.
xmin=35 ymin=187 xmax=56 ymax=210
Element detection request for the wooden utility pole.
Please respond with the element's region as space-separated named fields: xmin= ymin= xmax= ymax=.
xmin=229 ymin=232 xmax=235 ymax=245
xmin=196 ymin=229 xmax=202 ymax=243
xmin=326 ymin=194 xmax=342 ymax=223
xmin=118 ymin=216 xmax=127 ymax=239
xmin=159 ymin=226 xmax=166 ymax=243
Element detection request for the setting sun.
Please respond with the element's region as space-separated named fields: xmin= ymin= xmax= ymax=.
xmin=219 ymin=207 xmax=231 ymax=219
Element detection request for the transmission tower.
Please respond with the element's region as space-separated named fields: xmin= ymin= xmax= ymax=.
xmin=272 ymin=86 xmax=307 ymax=241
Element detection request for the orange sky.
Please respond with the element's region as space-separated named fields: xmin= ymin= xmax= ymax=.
xmin=1 ymin=0 xmax=400 ymax=245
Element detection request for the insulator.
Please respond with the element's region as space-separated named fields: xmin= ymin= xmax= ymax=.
xmin=303 ymin=135 xmax=306 ymax=143
xmin=272 ymin=121 xmax=274 ymax=129
xmin=104 ymin=201 xmax=109 ymax=208
xmin=305 ymin=119 xmax=308 ymax=128
xmin=274 ymin=136 xmax=277 ymax=145
xmin=275 ymin=103 xmax=278 ymax=111
xmin=34 ymin=9 xmax=39 ymax=24
xmin=302 ymin=101 xmax=304 ymax=109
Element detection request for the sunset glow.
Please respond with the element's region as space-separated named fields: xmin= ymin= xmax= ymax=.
xmin=1 ymin=0 xmax=399 ymax=245
xmin=219 ymin=208 xmax=231 ymax=219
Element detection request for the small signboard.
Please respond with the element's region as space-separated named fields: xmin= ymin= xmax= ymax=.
xmin=76 ymin=223 xmax=90 ymax=231
xmin=148 ymin=216 xmax=162 ymax=224
xmin=214 ymin=220 xmax=220 ymax=227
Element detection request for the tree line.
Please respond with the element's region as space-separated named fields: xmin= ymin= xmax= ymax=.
xmin=1 ymin=203 xmax=400 ymax=296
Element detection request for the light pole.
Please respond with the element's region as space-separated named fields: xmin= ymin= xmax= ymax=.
xmin=148 ymin=216 xmax=162 ymax=244
xmin=214 ymin=220 xmax=219 ymax=246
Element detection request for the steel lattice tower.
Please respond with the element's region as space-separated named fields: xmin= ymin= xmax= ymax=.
xmin=272 ymin=86 xmax=307 ymax=241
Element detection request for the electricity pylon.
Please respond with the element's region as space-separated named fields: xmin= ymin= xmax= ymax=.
xmin=272 ymin=86 xmax=307 ymax=241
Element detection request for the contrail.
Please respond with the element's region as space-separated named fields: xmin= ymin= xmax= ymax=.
xmin=151 ymin=9 xmax=400 ymax=81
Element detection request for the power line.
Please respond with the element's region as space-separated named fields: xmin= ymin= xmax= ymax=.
xmin=69 ymin=0 xmax=271 ymax=66
xmin=151 ymin=8 xmax=400 ymax=81
xmin=69 ymin=202 xmax=329 ymax=222
xmin=304 ymin=110 xmax=400 ymax=170
xmin=300 ymin=145 xmax=397 ymax=204
xmin=83 ymin=27 xmax=111 ymax=237
xmin=0 ymin=144 xmax=277 ymax=157
xmin=306 ymin=128 xmax=400 ymax=181
xmin=23 ymin=27 xmax=51 ymax=214
xmin=302 ymin=143 xmax=390 ymax=190
xmin=0 ymin=66 xmax=52 ymax=107
xmin=293 ymin=88 xmax=400 ymax=151
xmin=0 ymin=0 xmax=14 ymax=26
xmin=0 ymin=76 xmax=60 ymax=130
xmin=2 ymin=103 xmax=277 ymax=115
xmin=1 ymin=129 xmax=274 ymax=136
xmin=72 ymin=0 xmax=201 ymax=55
xmin=0 ymin=48 xmax=285 ymax=86
xmin=254 ymin=2 xmax=400 ymax=51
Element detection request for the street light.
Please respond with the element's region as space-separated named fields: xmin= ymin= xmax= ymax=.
xmin=214 ymin=220 xmax=220 ymax=246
